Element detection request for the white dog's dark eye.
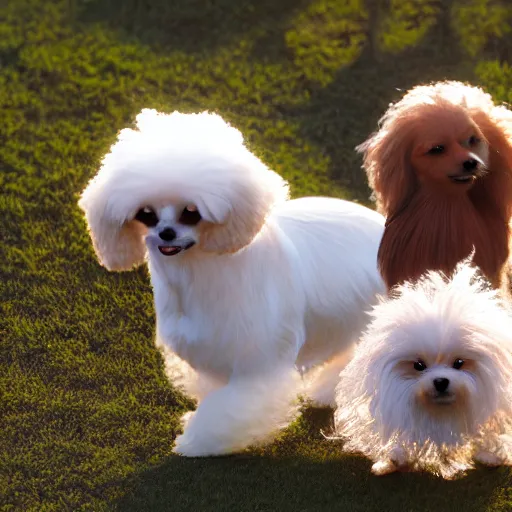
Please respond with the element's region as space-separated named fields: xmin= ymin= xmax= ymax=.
xmin=414 ymin=360 xmax=427 ymax=371
xmin=468 ymin=135 xmax=480 ymax=146
xmin=179 ymin=205 xmax=202 ymax=226
xmin=453 ymin=359 xmax=464 ymax=370
xmin=427 ymin=145 xmax=445 ymax=155
xmin=134 ymin=206 xmax=158 ymax=227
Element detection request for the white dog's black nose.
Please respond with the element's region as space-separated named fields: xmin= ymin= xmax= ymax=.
xmin=433 ymin=377 xmax=450 ymax=393
xmin=159 ymin=228 xmax=177 ymax=241
xmin=462 ymin=159 xmax=478 ymax=172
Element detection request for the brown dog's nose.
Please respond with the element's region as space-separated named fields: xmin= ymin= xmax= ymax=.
xmin=462 ymin=159 xmax=478 ymax=172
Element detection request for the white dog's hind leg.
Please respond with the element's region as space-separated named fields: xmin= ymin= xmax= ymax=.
xmin=173 ymin=368 xmax=301 ymax=457
xmin=305 ymin=352 xmax=353 ymax=407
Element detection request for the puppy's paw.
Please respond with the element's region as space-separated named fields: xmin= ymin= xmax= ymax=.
xmin=474 ymin=450 xmax=503 ymax=467
xmin=371 ymin=459 xmax=399 ymax=476
xmin=389 ymin=445 xmax=408 ymax=467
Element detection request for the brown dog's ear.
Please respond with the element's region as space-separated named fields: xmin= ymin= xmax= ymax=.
xmin=467 ymin=103 xmax=512 ymax=221
xmin=357 ymin=118 xmax=417 ymax=217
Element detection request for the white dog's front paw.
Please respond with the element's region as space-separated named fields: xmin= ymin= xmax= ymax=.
xmin=474 ymin=450 xmax=503 ymax=467
xmin=173 ymin=433 xmax=198 ymax=457
xmin=173 ymin=414 xmax=223 ymax=457
xmin=173 ymin=431 xmax=222 ymax=458
xmin=371 ymin=459 xmax=399 ymax=476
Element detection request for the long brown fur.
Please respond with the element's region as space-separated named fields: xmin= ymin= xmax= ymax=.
xmin=358 ymin=81 xmax=512 ymax=293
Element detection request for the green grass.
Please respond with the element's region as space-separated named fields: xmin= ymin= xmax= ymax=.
xmin=1 ymin=0 xmax=512 ymax=510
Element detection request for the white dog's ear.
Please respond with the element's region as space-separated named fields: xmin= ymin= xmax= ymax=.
xmin=78 ymin=180 xmax=147 ymax=271
xmin=199 ymin=163 xmax=288 ymax=254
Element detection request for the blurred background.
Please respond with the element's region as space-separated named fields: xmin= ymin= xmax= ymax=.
xmin=1 ymin=1 xmax=512 ymax=511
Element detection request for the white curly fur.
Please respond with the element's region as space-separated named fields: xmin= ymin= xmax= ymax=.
xmin=334 ymin=259 xmax=512 ymax=478
xmin=78 ymin=109 xmax=386 ymax=456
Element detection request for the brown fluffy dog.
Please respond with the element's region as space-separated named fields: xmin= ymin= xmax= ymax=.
xmin=358 ymin=81 xmax=512 ymax=293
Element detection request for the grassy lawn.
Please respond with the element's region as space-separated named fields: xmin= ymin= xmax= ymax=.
xmin=2 ymin=0 xmax=512 ymax=510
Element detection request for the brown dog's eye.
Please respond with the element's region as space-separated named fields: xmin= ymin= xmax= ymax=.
xmin=134 ymin=206 xmax=158 ymax=227
xmin=427 ymin=145 xmax=445 ymax=155
xmin=468 ymin=136 xmax=480 ymax=146
xmin=453 ymin=359 xmax=464 ymax=370
xmin=179 ymin=205 xmax=202 ymax=226
xmin=414 ymin=360 xmax=427 ymax=371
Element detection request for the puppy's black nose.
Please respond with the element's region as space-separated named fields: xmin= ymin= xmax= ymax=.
xmin=433 ymin=378 xmax=450 ymax=393
xmin=462 ymin=159 xmax=478 ymax=171
xmin=159 ymin=228 xmax=177 ymax=241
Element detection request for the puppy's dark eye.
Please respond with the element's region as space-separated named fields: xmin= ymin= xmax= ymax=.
xmin=468 ymin=135 xmax=480 ymax=146
xmin=134 ymin=206 xmax=158 ymax=227
xmin=453 ymin=359 xmax=464 ymax=370
xmin=414 ymin=360 xmax=427 ymax=371
xmin=427 ymin=145 xmax=445 ymax=155
xmin=179 ymin=205 xmax=202 ymax=226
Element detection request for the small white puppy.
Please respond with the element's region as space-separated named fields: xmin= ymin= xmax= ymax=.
xmin=78 ymin=109 xmax=385 ymax=457
xmin=334 ymin=260 xmax=512 ymax=478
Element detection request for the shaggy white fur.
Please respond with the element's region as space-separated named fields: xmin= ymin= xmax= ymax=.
xmin=79 ymin=109 xmax=385 ymax=456
xmin=334 ymin=259 xmax=512 ymax=478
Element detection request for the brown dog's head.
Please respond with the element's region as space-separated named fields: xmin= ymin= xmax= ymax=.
xmin=357 ymin=81 xmax=511 ymax=216
xmin=410 ymin=104 xmax=489 ymax=192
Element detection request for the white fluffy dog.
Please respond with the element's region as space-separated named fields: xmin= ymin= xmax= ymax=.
xmin=78 ymin=109 xmax=385 ymax=457
xmin=334 ymin=260 xmax=512 ymax=478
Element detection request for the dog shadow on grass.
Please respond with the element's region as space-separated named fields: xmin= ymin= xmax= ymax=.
xmin=113 ymin=407 xmax=510 ymax=512
xmin=75 ymin=0 xmax=312 ymax=56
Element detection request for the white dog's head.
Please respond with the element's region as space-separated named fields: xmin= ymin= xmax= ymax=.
xmin=335 ymin=260 xmax=512 ymax=454
xmin=78 ymin=109 xmax=289 ymax=270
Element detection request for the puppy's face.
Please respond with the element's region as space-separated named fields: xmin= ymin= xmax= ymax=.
xmin=133 ymin=202 xmax=203 ymax=258
xmin=411 ymin=109 xmax=489 ymax=191
xmin=366 ymin=295 xmax=507 ymax=440
xmin=378 ymin=320 xmax=502 ymax=435
xmin=394 ymin=350 xmax=479 ymax=412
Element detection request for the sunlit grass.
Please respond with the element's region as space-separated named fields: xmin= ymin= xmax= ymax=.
xmin=1 ymin=0 xmax=512 ymax=510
